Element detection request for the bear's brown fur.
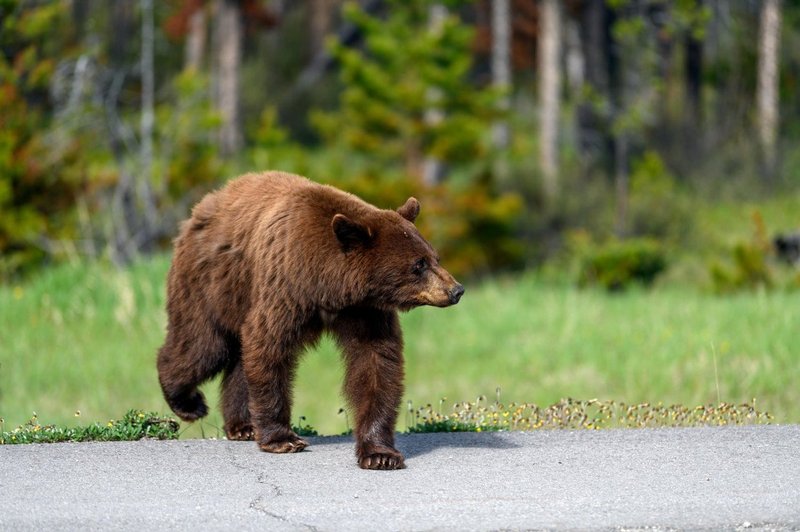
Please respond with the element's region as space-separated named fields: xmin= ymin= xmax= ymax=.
xmin=157 ymin=171 xmax=463 ymax=470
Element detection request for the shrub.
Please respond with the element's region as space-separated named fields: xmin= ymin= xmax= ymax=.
xmin=579 ymin=237 xmax=667 ymax=290
xmin=628 ymin=150 xmax=694 ymax=244
xmin=709 ymin=211 xmax=800 ymax=293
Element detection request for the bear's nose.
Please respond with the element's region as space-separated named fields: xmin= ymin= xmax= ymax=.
xmin=448 ymin=284 xmax=465 ymax=305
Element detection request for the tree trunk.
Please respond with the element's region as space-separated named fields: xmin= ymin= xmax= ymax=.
xmin=422 ymin=4 xmax=447 ymax=186
xmin=139 ymin=0 xmax=157 ymax=251
xmin=491 ymin=0 xmax=511 ymax=151
xmin=213 ymin=0 xmax=243 ymax=157
xmin=685 ymin=30 xmax=702 ymax=126
xmin=538 ymin=0 xmax=561 ymax=200
xmin=564 ymin=13 xmax=584 ymax=98
xmin=576 ymin=0 xmax=612 ymax=172
xmin=110 ymin=1 xmax=134 ymax=67
xmin=684 ymin=2 xmax=703 ymax=164
xmin=757 ymin=0 xmax=781 ymax=182
xmin=605 ymin=3 xmax=626 ymax=237
xmin=72 ymin=0 xmax=89 ymax=42
xmin=185 ymin=4 xmax=207 ymax=72
xmin=309 ymin=0 xmax=338 ymax=59
xmin=614 ymin=133 xmax=629 ymax=237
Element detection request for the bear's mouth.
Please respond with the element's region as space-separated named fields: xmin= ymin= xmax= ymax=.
xmin=409 ymin=289 xmax=459 ymax=308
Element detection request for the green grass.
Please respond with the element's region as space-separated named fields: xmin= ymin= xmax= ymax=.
xmin=1 ymin=255 xmax=798 ymax=437
xmin=0 ymin=410 xmax=179 ymax=444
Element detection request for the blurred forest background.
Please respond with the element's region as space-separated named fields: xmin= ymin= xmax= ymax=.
xmin=2 ymin=0 xmax=800 ymax=434
xmin=2 ymin=0 xmax=799 ymax=284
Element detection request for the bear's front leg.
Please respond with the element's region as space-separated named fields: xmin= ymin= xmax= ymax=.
xmin=332 ymin=308 xmax=405 ymax=470
xmin=241 ymin=319 xmax=311 ymax=454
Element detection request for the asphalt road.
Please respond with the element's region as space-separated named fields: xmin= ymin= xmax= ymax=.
xmin=1 ymin=425 xmax=799 ymax=531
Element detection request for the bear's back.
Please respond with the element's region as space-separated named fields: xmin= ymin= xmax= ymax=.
xmin=169 ymin=172 xmax=386 ymax=330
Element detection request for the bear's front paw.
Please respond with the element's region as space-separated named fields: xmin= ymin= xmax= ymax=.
xmin=358 ymin=447 xmax=405 ymax=470
xmin=257 ymin=430 xmax=308 ymax=454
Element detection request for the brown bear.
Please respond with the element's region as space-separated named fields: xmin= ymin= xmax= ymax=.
xmin=157 ymin=171 xmax=463 ymax=470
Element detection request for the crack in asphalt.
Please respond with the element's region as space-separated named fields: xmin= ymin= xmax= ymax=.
xmin=225 ymin=443 xmax=318 ymax=530
xmin=249 ymin=494 xmax=319 ymax=531
xmin=225 ymin=444 xmax=284 ymax=496
xmin=248 ymin=495 xmax=290 ymax=523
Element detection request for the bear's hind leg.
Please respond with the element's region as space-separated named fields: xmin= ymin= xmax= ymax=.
xmin=157 ymin=322 xmax=231 ymax=422
xmin=221 ymin=358 xmax=253 ymax=440
xmin=241 ymin=312 xmax=321 ymax=454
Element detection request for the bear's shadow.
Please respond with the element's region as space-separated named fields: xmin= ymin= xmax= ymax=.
xmin=306 ymin=431 xmax=520 ymax=461
xmin=395 ymin=431 xmax=520 ymax=460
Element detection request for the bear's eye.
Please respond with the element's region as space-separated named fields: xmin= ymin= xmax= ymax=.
xmin=412 ymin=258 xmax=428 ymax=275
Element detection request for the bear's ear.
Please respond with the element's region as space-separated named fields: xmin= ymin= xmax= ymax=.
xmin=332 ymin=214 xmax=373 ymax=251
xmin=397 ymin=197 xmax=420 ymax=223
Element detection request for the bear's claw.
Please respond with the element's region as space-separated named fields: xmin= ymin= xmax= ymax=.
xmin=258 ymin=433 xmax=309 ymax=454
xmin=359 ymin=452 xmax=405 ymax=470
xmin=225 ymin=425 xmax=254 ymax=441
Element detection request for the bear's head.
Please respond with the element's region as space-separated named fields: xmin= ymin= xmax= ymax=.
xmin=332 ymin=197 xmax=464 ymax=311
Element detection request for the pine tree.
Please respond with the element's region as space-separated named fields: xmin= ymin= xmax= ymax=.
xmin=313 ymin=0 xmax=502 ymax=182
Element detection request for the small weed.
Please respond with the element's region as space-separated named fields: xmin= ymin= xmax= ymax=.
xmin=0 ymin=410 xmax=180 ymax=444
xmin=293 ymin=416 xmax=319 ymax=437
xmin=406 ymin=395 xmax=773 ymax=433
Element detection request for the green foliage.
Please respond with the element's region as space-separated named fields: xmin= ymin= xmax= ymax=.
xmin=709 ymin=212 xmax=799 ymax=293
xmin=154 ymin=70 xmax=225 ymax=206
xmin=0 ymin=0 xmax=79 ymax=280
xmin=669 ymin=0 xmax=712 ymax=41
xmin=42 ymin=66 xmax=225 ymax=266
xmin=606 ymin=1 xmax=662 ymax=138
xmin=628 ymin=150 xmax=694 ymax=243
xmin=313 ymin=0 xmax=501 ymax=171
xmin=407 ymin=396 xmax=772 ymax=432
xmin=578 ymin=237 xmax=667 ymax=291
xmin=0 ymin=410 xmax=179 ymax=444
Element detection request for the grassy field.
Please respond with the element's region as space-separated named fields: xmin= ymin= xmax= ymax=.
xmin=1 ymin=254 xmax=798 ymax=437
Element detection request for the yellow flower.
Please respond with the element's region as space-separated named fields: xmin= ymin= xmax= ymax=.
xmin=13 ymin=286 xmax=23 ymax=300
xmin=107 ymin=422 xmax=113 ymax=427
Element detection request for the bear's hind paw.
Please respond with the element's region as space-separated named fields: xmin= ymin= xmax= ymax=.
xmin=225 ymin=425 xmax=254 ymax=441
xmin=258 ymin=433 xmax=309 ymax=454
